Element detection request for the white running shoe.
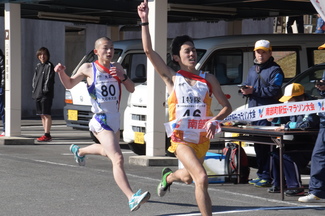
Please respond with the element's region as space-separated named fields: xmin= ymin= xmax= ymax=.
xmin=298 ymin=193 xmax=325 ymax=203
xmin=129 ymin=189 xmax=150 ymax=212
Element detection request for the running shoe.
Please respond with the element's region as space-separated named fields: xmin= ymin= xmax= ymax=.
xmin=267 ymin=185 xmax=280 ymax=193
xmin=129 ymin=189 xmax=150 ymax=212
xmin=69 ymin=144 xmax=86 ymax=166
xmin=254 ymin=179 xmax=272 ymax=187
xmin=298 ymin=193 xmax=325 ymax=202
xmin=157 ymin=167 xmax=173 ymax=197
xmin=285 ymin=188 xmax=304 ymax=196
xmin=248 ymin=177 xmax=261 ymax=185
xmin=37 ymin=135 xmax=52 ymax=142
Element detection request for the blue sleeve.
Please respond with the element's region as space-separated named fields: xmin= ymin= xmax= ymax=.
xmin=296 ymin=114 xmax=320 ymax=130
xmin=252 ymin=68 xmax=284 ymax=98
xmin=288 ymin=122 xmax=297 ymax=129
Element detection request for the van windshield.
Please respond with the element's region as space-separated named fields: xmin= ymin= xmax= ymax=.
xmin=71 ymin=48 xmax=123 ymax=77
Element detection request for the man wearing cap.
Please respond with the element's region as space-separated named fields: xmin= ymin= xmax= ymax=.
xmin=268 ymin=83 xmax=319 ymax=196
xmin=240 ymin=39 xmax=284 ymax=187
xmin=299 ymin=70 xmax=325 ymax=202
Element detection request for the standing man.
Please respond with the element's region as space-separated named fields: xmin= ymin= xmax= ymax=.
xmin=32 ymin=47 xmax=55 ymax=142
xmin=315 ymin=14 xmax=325 ymax=34
xmin=240 ymin=39 xmax=284 ymax=187
xmin=54 ymin=37 xmax=150 ymax=211
xmin=138 ymin=1 xmax=232 ymax=215
xmin=298 ymin=70 xmax=325 ymax=203
xmin=0 ymin=49 xmax=5 ymax=136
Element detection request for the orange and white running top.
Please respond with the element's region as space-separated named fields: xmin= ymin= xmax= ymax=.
xmin=164 ymin=70 xmax=214 ymax=144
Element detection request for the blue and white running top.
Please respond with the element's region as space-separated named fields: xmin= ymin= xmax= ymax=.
xmin=87 ymin=62 xmax=121 ymax=133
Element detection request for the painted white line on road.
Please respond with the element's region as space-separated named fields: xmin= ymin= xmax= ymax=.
xmin=21 ymin=125 xmax=66 ymax=128
xmin=33 ymin=159 xmax=77 ymax=168
xmin=168 ymin=205 xmax=325 ymax=216
xmin=61 ymin=151 xmax=133 ymax=156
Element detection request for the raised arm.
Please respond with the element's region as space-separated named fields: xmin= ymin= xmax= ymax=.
xmin=137 ymin=0 xmax=175 ymax=92
xmin=54 ymin=63 xmax=88 ymax=89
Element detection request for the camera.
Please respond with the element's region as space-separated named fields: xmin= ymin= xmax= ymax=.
xmin=237 ymin=84 xmax=248 ymax=89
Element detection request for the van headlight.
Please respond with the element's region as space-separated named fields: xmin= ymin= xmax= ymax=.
xmin=127 ymin=93 xmax=132 ymax=107
xmin=65 ymin=90 xmax=73 ymax=104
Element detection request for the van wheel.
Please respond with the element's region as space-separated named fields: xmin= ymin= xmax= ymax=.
xmin=128 ymin=142 xmax=146 ymax=155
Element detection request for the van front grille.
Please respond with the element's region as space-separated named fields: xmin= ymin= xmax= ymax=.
xmin=132 ymin=126 xmax=146 ymax=133
xmin=132 ymin=114 xmax=146 ymax=121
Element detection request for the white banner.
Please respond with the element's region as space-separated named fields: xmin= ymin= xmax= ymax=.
xmin=310 ymin=0 xmax=325 ymax=21
xmin=223 ymin=98 xmax=325 ymax=122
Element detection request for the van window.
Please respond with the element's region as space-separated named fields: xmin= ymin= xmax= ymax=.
xmin=289 ymin=67 xmax=325 ymax=98
xmin=113 ymin=49 xmax=123 ymax=62
xmin=201 ymin=49 xmax=243 ymax=85
xmin=306 ymin=48 xmax=325 ymax=66
xmin=121 ymin=53 xmax=147 ymax=83
xmin=272 ymin=50 xmax=297 ymax=81
xmin=313 ymin=49 xmax=325 ymax=65
xmin=71 ymin=49 xmax=122 ymax=77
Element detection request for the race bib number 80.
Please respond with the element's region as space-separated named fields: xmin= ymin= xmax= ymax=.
xmin=95 ymin=81 xmax=119 ymax=103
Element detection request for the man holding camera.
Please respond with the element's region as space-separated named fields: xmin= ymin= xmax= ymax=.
xmin=240 ymin=39 xmax=284 ymax=187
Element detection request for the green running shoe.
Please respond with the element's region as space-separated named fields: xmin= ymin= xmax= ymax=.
xmin=157 ymin=167 xmax=173 ymax=197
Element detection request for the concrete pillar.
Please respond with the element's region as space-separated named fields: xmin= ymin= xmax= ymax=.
xmin=146 ymin=0 xmax=167 ymax=156
xmin=4 ymin=3 xmax=22 ymax=136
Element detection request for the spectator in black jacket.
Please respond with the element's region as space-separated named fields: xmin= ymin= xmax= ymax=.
xmin=32 ymin=47 xmax=55 ymax=142
xmin=0 ymin=49 xmax=5 ymax=136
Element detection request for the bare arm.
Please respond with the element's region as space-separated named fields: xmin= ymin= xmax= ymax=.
xmin=54 ymin=63 xmax=89 ymax=89
xmin=203 ymin=73 xmax=232 ymax=139
xmin=138 ymin=0 xmax=175 ymax=94
xmin=207 ymin=73 xmax=232 ymax=120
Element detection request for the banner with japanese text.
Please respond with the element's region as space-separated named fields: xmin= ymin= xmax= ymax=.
xmin=224 ymin=98 xmax=325 ymax=122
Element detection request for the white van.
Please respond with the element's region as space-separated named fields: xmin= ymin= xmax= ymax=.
xmin=123 ymin=34 xmax=325 ymax=155
xmin=63 ymin=39 xmax=147 ymax=130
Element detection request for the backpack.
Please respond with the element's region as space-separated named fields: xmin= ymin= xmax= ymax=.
xmin=222 ymin=142 xmax=250 ymax=183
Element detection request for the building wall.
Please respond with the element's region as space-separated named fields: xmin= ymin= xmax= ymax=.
xmin=123 ymin=18 xmax=274 ymax=39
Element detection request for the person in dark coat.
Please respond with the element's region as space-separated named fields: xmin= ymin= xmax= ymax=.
xmin=240 ymin=39 xmax=284 ymax=187
xmin=32 ymin=47 xmax=55 ymax=142
xmin=299 ymin=70 xmax=325 ymax=203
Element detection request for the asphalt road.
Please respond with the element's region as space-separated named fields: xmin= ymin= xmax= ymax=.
xmin=0 ymin=119 xmax=324 ymax=216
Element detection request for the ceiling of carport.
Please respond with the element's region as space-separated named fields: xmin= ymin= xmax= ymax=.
xmin=0 ymin=0 xmax=318 ymax=25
